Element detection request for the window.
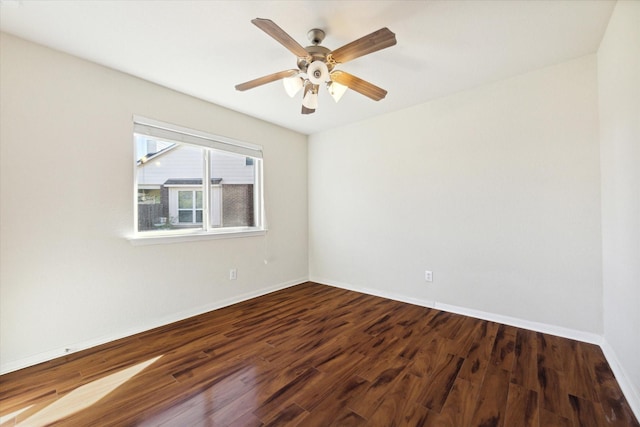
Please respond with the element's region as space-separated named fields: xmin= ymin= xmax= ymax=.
xmin=133 ymin=116 xmax=264 ymax=242
xmin=178 ymin=190 xmax=203 ymax=224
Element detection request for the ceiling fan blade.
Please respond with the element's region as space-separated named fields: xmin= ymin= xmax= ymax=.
xmin=235 ymin=69 xmax=299 ymax=91
xmin=252 ymin=18 xmax=309 ymax=58
xmin=329 ymin=27 xmax=396 ymax=64
xmin=330 ymin=70 xmax=388 ymax=101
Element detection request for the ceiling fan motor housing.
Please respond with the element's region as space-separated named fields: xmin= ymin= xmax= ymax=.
xmin=297 ymin=44 xmax=333 ymax=73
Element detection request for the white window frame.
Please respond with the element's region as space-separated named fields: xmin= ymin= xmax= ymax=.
xmin=130 ymin=116 xmax=265 ymax=245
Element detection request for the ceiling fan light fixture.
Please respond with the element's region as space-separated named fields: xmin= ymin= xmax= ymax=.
xmin=302 ymin=87 xmax=319 ymax=110
xmin=307 ymin=61 xmax=329 ymax=85
xmin=236 ymin=18 xmax=397 ymax=115
xmin=283 ymin=75 xmax=303 ymax=97
xmin=328 ymin=81 xmax=348 ymax=103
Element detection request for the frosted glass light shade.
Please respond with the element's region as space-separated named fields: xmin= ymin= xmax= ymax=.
xmin=302 ymin=89 xmax=318 ymax=109
xmin=307 ymin=61 xmax=329 ymax=85
xmin=328 ymin=81 xmax=348 ymax=103
xmin=283 ymin=76 xmax=303 ymax=97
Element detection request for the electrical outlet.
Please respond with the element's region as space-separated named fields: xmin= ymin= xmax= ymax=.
xmin=229 ymin=268 xmax=237 ymax=280
xmin=425 ymin=270 xmax=433 ymax=282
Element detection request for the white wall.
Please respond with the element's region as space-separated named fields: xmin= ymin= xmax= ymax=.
xmin=598 ymin=0 xmax=640 ymax=414
xmin=309 ymin=54 xmax=602 ymax=334
xmin=0 ymin=33 xmax=308 ymax=372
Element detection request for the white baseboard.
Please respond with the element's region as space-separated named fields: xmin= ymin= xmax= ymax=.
xmin=601 ymin=339 xmax=640 ymax=421
xmin=434 ymin=302 xmax=603 ymax=345
xmin=311 ymin=276 xmax=601 ymax=344
xmin=0 ymin=277 xmax=308 ymax=375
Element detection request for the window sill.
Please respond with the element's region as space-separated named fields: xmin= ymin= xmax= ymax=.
xmin=128 ymin=228 xmax=266 ymax=246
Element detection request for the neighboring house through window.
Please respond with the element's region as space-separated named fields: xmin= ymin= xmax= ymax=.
xmin=133 ymin=117 xmax=263 ymax=239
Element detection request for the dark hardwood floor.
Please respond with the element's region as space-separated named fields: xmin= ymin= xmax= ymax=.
xmin=1 ymin=282 xmax=638 ymax=426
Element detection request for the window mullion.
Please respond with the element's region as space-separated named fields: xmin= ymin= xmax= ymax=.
xmin=192 ymin=192 xmax=197 ymax=224
xmin=255 ymin=159 xmax=263 ymax=228
xmin=202 ymin=149 xmax=211 ymax=232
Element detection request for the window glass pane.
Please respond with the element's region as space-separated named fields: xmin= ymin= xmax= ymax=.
xmin=136 ymin=134 xmax=203 ymax=232
xmin=195 ymin=210 xmax=203 ymax=223
xmin=178 ymin=211 xmax=193 ymax=223
xmin=195 ymin=191 xmax=203 ymax=209
xmin=179 ymin=191 xmax=193 ymax=209
xmin=210 ymin=151 xmax=257 ymax=228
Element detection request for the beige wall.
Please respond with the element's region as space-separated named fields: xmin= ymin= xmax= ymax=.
xmin=0 ymin=33 xmax=308 ymax=372
xmin=599 ymin=0 xmax=640 ymax=413
xmin=309 ymin=54 xmax=602 ymax=334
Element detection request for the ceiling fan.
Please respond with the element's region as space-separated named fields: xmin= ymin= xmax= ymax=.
xmin=235 ymin=18 xmax=397 ymax=114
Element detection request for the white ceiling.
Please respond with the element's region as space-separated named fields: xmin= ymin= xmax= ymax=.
xmin=0 ymin=0 xmax=615 ymax=135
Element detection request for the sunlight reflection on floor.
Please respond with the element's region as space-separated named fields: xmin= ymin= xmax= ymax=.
xmin=0 ymin=404 xmax=34 ymax=424
xmin=14 ymin=356 xmax=162 ymax=426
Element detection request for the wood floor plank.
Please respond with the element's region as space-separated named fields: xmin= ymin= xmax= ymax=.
xmin=293 ymin=351 xmax=366 ymax=412
xmin=225 ymin=410 xmax=264 ymax=427
xmin=302 ymin=398 xmax=365 ymax=427
xmin=1 ymin=282 xmax=637 ymax=426
xmin=565 ymin=340 xmax=601 ymax=404
xmin=457 ymin=320 xmax=500 ymax=385
xmin=347 ymin=364 xmax=409 ymax=420
xmin=511 ymin=328 xmax=539 ymax=391
xmin=538 ymin=366 xmax=574 ymax=420
xmin=300 ymin=376 xmax=370 ymax=427
xmin=190 ymin=378 xmax=268 ymax=425
xmin=540 ymin=408 xmax=573 ymax=427
xmin=433 ymin=311 xmax=466 ymax=341
xmin=537 ymin=332 xmax=574 ymax=373
xmin=355 ymin=351 xmax=409 ymax=384
xmin=408 ymin=337 xmax=454 ymax=379
xmin=397 ymin=311 xmax=440 ymax=360
xmin=428 ymin=377 xmax=481 ymax=427
xmin=446 ymin=316 xmax=485 ymax=358
xmin=262 ymin=402 xmax=308 ymax=426
xmin=252 ymin=367 xmax=323 ymax=421
xmin=469 ymin=366 xmax=511 ymax=427
xmin=364 ymin=371 xmax=426 ymax=426
xmin=392 ymin=302 xmax=433 ymax=330
xmin=489 ymin=324 xmax=517 ymax=372
xmin=141 ymin=359 xmax=266 ymax=426
xmin=416 ymin=353 xmax=464 ymax=412
xmin=569 ymin=394 xmax=607 ymax=427
xmin=504 ymin=383 xmax=539 ymax=427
